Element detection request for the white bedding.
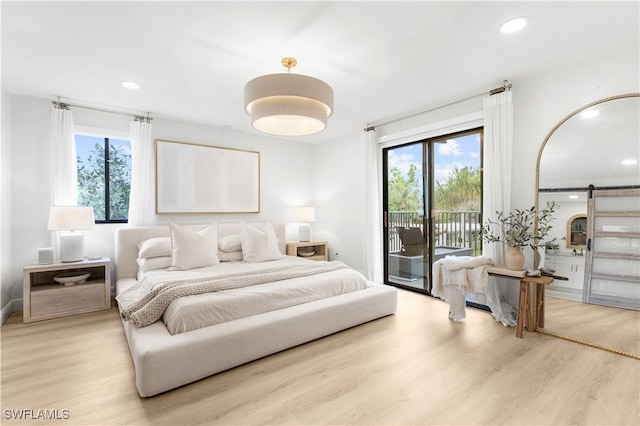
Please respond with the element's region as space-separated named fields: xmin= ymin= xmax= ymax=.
xmin=114 ymin=223 xmax=398 ymax=397
xmin=126 ymin=256 xmax=371 ymax=335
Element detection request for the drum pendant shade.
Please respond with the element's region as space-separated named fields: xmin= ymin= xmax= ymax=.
xmin=244 ymin=60 xmax=333 ymax=136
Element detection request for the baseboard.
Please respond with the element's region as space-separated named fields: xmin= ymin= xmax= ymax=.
xmin=1 ymin=298 xmax=22 ymax=326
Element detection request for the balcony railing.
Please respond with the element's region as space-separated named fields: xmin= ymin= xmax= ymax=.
xmin=388 ymin=210 xmax=482 ymax=254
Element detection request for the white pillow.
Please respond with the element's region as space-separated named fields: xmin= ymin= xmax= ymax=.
xmin=240 ymin=222 xmax=283 ymax=263
xmin=169 ymin=222 xmax=219 ymax=270
xmin=137 ymin=255 xmax=172 ymax=272
xmin=136 ymin=256 xmax=172 ymax=280
xmin=218 ymin=251 xmax=243 ymax=262
xmin=137 ymin=237 xmax=172 ymax=259
xmin=218 ymin=234 xmax=242 ymax=253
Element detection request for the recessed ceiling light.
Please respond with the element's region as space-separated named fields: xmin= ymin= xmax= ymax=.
xmin=622 ymin=159 xmax=638 ymax=165
xmin=500 ymin=16 xmax=529 ymax=34
xmin=580 ymin=109 xmax=599 ymax=119
xmin=121 ymin=81 xmax=141 ymax=90
xmin=568 ymin=195 xmax=579 ymax=199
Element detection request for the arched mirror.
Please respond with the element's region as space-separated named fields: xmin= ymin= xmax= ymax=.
xmin=566 ymin=214 xmax=587 ymax=249
xmin=535 ymin=93 xmax=640 ymax=359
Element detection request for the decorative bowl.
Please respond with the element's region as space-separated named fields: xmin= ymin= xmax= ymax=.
xmin=53 ymin=271 xmax=91 ymax=286
xmin=298 ymin=251 xmax=315 ymax=257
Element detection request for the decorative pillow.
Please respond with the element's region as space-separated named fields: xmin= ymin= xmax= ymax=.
xmin=137 ymin=255 xmax=172 ymax=272
xmin=136 ymin=256 xmax=172 ymax=280
xmin=169 ymin=222 xmax=219 ymax=270
xmin=137 ymin=237 xmax=172 ymax=259
xmin=218 ymin=234 xmax=242 ymax=253
xmin=240 ymin=222 xmax=283 ymax=263
xmin=218 ymin=251 xmax=244 ymax=262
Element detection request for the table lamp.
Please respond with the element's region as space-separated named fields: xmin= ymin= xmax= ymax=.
xmin=293 ymin=206 xmax=315 ymax=242
xmin=47 ymin=206 xmax=95 ymax=262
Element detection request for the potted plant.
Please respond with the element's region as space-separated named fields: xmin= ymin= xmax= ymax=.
xmin=481 ymin=202 xmax=559 ymax=270
xmin=545 ymin=241 xmax=560 ymax=254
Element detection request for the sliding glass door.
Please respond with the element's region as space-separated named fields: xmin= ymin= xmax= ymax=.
xmin=383 ymin=128 xmax=482 ymax=294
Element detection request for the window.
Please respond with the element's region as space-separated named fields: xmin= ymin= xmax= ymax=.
xmin=76 ymin=133 xmax=131 ymax=223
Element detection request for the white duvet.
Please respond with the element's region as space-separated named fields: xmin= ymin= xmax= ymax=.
xmin=135 ymin=256 xmax=371 ymax=335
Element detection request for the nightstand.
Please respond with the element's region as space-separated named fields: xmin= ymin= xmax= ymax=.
xmin=286 ymin=241 xmax=328 ymax=261
xmin=23 ymin=257 xmax=111 ymax=323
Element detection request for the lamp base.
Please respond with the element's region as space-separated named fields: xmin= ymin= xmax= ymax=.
xmin=59 ymin=233 xmax=85 ymax=262
xmin=298 ymin=223 xmax=311 ymax=242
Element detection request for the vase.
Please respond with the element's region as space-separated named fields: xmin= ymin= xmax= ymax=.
xmin=505 ymin=246 xmax=525 ymax=270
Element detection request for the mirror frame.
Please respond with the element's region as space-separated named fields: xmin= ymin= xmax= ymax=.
xmin=534 ymin=92 xmax=640 ymax=267
xmin=533 ymin=92 xmax=640 ymax=360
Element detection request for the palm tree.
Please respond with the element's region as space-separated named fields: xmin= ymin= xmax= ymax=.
xmin=434 ymin=167 xmax=480 ymax=211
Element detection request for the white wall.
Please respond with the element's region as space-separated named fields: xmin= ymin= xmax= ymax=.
xmin=314 ymin=50 xmax=638 ymax=275
xmin=1 ymin=85 xmax=14 ymax=320
xmin=3 ymin=94 xmax=315 ymax=311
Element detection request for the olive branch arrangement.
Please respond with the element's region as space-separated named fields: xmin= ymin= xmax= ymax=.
xmin=480 ymin=201 xmax=561 ymax=250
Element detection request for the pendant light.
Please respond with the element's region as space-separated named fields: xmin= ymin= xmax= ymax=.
xmin=244 ymin=58 xmax=333 ymax=136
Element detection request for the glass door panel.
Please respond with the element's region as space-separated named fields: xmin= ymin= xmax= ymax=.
xmin=432 ymin=131 xmax=482 ymax=259
xmin=384 ymin=143 xmax=428 ymax=291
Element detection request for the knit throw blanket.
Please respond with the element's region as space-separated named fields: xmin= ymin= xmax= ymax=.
xmin=117 ymin=261 xmax=350 ymax=328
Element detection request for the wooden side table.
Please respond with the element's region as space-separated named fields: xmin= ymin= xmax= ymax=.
xmin=488 ymin=271 xmax=554 ymax=338
xmin=286 ymin=241 xmax=328 ymax=261
xmin=518 ymin=275 xmax=554 ymax=338
xmin=23 ymin=257 xmax=111 ymax=323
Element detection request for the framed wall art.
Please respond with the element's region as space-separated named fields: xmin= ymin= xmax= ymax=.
xmin=155 ymin=139 xmax=260 ymax=213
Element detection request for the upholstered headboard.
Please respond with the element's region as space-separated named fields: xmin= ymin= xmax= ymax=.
xmin=114 ymin=222 xmax=286 ymax=281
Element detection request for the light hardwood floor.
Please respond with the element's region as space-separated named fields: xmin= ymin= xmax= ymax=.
xmin=1 ymin=289 xmax=638 ymax=425
xmin=542 ymin=295 xmax=640 ymax=356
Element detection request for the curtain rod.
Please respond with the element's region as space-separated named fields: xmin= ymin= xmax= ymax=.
xmin=539 ymin=184 xmax=640 ymax=193
xmin=52 ymin=100 xmax=153 ymax=122
xmin=364 ymin=80 xmax=512 ymax=132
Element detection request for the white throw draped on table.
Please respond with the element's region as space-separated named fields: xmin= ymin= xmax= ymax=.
xmin=432 ymin=256 xmax=494 ymax=321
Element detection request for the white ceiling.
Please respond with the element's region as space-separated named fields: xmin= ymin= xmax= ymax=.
xmin=2 ymin=1 xmax=638 ymax=144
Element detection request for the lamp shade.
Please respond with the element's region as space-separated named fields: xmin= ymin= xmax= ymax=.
xmin=244 ymin=72 xmax=333 ymax=136
xmin=47 ymin=206 xmax=95 ymax=231
xmin=293 ymin=206 xmax=316 ymax=223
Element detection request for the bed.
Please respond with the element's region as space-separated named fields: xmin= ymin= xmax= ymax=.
xmin=114 ymin=222 xmax=397 ymax=397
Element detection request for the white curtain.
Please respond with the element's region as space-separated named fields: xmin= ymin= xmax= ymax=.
xmin=483 ymin=90 xmax=513 ymax=262
xmin=128 ymin=118 xmax=154 ymax=226
xmin=362 ymin=128 xmax=383 ymax=283
xmin=482 ymin=90 xmax=517 ymax=326
xmin=51 ymin=104 xmax=77 ymax=205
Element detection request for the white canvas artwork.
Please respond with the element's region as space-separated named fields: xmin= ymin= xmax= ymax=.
xmin=156 ymin=139 xmax=260 ymax=213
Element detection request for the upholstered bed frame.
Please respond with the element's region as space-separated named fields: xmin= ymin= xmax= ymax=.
xmin=114 ymin=223 xmax=398 ymax=397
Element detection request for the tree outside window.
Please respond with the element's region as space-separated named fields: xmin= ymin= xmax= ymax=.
xmin=76 ymin=134 xmax=131 ymax=222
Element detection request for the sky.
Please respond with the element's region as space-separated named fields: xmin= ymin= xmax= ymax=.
xmin=387 ymin=132 xmax=481 ymax=186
